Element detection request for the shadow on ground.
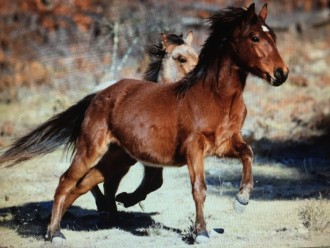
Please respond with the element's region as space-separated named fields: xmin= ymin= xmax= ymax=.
xmin=206 ymin=131 xmax=330 ymax=200
xmin=0 ymin=201 xmax=182 ymax=241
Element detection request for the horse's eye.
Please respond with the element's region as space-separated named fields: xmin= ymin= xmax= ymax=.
xmin=177 ymin=56 xmax=187 ymax=63
xmin=251 ymin=36 xmax=260 ymax=43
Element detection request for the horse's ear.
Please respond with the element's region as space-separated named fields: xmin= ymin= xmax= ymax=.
xmin=185 ymin=31 xmax=193 ymax=45
xmin=259 ymin=3 xmax=268 ymax=22
xmin=161 ymin=33 xmax=168 ymax=49
xmin=241 ymin=3 xmax=256 ymax=29
xmin=247 ymin=3 xmax=256 ymax=17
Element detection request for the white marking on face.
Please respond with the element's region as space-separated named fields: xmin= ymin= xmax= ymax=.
xmin=262 ymin=25 xmax=269 ymax=32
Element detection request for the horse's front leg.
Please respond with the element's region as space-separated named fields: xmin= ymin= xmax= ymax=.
xmin=231 ymin=133 xmax=254 ymax=213
xmin=186 ymin=135 xmax=209 ymax=244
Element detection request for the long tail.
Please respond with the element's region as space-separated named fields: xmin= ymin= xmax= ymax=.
xmin=0 ymin=93 xmax=96 ymax=167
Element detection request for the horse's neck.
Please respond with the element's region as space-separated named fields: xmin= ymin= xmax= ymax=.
xmin=204 ymin=55 xmax=247 ymax=98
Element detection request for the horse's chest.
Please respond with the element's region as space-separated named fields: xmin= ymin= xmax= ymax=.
xmin=215 ymin=116 xmax=240 ymax=140
xmin=205 ymin=105 xmax=246 ymax=155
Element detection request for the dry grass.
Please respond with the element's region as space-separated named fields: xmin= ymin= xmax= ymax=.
xmin=298 ymin=194 xmax=330 ymax=233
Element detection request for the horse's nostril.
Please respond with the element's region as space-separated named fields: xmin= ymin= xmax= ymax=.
xmin=271 ymin=67 xmax=288 ymax=86
xmin=274 ymin=68 xmax=284 ymax=80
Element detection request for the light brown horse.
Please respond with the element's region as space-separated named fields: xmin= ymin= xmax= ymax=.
xmin=1 ymin=3 xmax=289 ymax=244
xmin=0 ymin=32 xmax=198 ymax=213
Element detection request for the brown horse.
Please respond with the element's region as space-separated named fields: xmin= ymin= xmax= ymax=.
xmin=0 ymin=32 xmax=198 ymax=213
xmin=91 ymin=32 xmax=198 ymax=212
xmin=1 ymin=3 xmax=289 ymax=244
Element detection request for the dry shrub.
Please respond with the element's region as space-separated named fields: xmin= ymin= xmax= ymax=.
xmin=298 ymin=194 xmax=330 ymax=232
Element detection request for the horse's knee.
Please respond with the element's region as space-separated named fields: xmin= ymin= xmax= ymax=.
xmin=192 ymin=181 xmax=207 ymax=202
xmin=242 ymin=145 xmax=253 ymax=162
xmin=234 ymin=142 xmax=253 ymax=160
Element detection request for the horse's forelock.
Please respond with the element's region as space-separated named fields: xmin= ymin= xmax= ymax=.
xmin=165 ymin=33 xmax=185 ymax=46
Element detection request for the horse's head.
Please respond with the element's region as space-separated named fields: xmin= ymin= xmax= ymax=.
xmin=160 ymin=32 xmax=198 ymax=83
xmin=231 ymin=3 xmax=289 ymax=86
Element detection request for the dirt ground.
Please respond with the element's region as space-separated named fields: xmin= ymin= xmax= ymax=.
xmin=0 ymin=154 xmax=329 ymax=248
xmin=1 ymin=1 xmax=330 ymax=247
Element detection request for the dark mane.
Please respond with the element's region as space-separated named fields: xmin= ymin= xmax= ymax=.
xmin=176 ymin=6 xmax=250 ymax=95
xmin=143 ymin=33 xmax=184 ymax=83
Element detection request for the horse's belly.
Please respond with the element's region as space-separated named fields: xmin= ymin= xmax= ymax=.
xmin=121 ymin=140 xmax=180 ymax=167
xmin=136 ymin=159 xmax=184 ymax=168
xmin=113 ymin=120 xmax=178 ymax=166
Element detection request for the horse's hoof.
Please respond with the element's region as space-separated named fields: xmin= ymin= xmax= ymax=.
xmin=45 ymin=229 xmax=66 ymax=243
xmin=52 ymin=235 xmax=66 ymax=245
xmin=233 ymin=195 xmax=248 ymax=214
xmin=116 ymin=192 xmax=144 ymax=208
xmin=116 ymin=192 xmax=131 ymax=207
xmin=195 ymin=230 xmax=210 ymax=244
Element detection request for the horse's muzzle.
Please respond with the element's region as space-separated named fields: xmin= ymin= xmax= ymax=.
xmin=272 ymin=67 xmax=289 ymax=86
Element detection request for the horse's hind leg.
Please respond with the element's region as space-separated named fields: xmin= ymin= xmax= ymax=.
xmin=62 ymin=167 xmax=105 ymax=218
xmin=231 ymin=133 xmax=254 ymax=214
xmin=59 ymin=145 xmax=134 ymax=226
xmin=94 ymin=144 xmax=136 ymax=211
xmin=116 ymin=166 xmax=163 ymax=207
xmin=46 ymin=126 xmax=111 ymax=241
xmin=102 ymin=167 xmax=131 ymax=218
xmin=61 ymin=165 xmax=130 ymax=223
xmin=91 ymin=179 xmax=127 ymax=214
xmin=91 ymin=185 xmax=107 ymax=212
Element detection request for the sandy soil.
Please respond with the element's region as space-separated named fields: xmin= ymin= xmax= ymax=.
xmin=0 ymin=153 xmax=329 ymax=248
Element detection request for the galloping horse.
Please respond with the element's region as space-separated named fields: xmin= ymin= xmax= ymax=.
xmin=90 ymin=32 xmax=198 ymax=212
xmin=1 ymin=3 xmax=288 ymax=244
xmin=0 ymin=32 xmax=198 ymax=213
